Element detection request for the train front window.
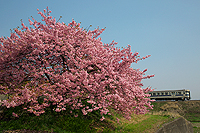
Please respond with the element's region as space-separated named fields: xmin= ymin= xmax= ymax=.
xmin=185 ymin=91 xmax=190 ymax=96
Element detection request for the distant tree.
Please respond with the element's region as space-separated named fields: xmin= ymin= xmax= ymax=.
xmin=0 ymin=7 xmax=154 ymax=120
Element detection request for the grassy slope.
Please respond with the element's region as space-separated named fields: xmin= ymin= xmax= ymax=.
xmin=113 ymin=114 xmax=173 ymax=133
xmin=0 ymin=102 xmax=175 ymax=133
xmin=150 ymin=101 xmax=200 ymax=133
xmin=2 ymin=100 xmax=200 ymax=132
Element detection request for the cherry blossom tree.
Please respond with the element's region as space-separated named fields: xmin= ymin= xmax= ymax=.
xmin=0 ymin=7 xmax=154 ymax=120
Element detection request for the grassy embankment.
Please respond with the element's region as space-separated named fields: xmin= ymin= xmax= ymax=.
xmin=2 ymin=96 xmax=200 ymax=133
xmin=0 ymin=100 xmax=176 ymax=133
xmin=151 ymin=101 xmax=200 ymax=133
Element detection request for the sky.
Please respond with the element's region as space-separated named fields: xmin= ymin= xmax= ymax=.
xmin=0 ymin=0 xmax=199 ymax=100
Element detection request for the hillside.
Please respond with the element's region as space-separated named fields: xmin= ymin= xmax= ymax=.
xmin=150 ymin=100 xmax=200 ymax=132
xmin=151 ymin=100 xmax=200 ymax=122
xmin=1 ymin=98 xmax=200 ymax=132
xmin=0 ymin=99 xmax=174 ymax=133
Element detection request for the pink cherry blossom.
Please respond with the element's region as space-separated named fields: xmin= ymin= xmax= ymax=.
xmin=12 ymin=112 xmax=19 ymax=118
xmin=0 ymin=7 xmax=154 ymax=120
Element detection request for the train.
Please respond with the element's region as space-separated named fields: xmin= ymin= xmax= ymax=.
xmin=148 ymin=89 xmax=191 ymax=101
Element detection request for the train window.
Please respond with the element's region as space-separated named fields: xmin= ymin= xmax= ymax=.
xmin=165 ymin=92 xmax=168 ymax=95
xmin=178 ymin=92 xmax=181 ymax=95
xmin=161 ymin=93 xmax=164 ymax=95
xmin=185 ymin=91 xmax=190 ymax=96
xmin=185 ymin=91 xmax=190 ymax=94
xmin=153 ymin=93 xmax=156 ymax=96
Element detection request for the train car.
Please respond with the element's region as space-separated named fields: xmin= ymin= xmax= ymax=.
xmin=148 ymin=89 xmax=191 ymax=101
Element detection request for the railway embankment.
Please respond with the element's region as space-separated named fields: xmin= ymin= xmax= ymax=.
xmin=151 ymin=100 xmax=200 ymax=122
xmin=1 ymin=94 xmax=200 ymax=132
xmin=151 ymin=100 xmax=200 ymax=133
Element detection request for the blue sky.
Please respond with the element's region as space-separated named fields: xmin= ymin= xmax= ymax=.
xmin=0 ymin=0 xmax=200 ymax=100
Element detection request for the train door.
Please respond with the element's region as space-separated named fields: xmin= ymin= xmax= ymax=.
xmin=171 ymin=92 xmax=175 ymax=99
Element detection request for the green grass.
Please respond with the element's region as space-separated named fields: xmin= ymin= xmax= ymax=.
xmin=0 ymin=104 xmax=114 ymax=133
xmin=4 ymin=100 xmax=200 ymax=133
xmin=113 ymin=114 xmax=172 ymax=133
xmin=193 ymin=127 xmax=200 ymax=133
xmin=0 ymin=102 xmax=175 ymax=133
xmin=150 ymin=101 xmax=167 ymax=112
xmin=192 ymin=122 xmax=200 ymax=133
xmin=183 ymin=107 xmax=200 ymax=122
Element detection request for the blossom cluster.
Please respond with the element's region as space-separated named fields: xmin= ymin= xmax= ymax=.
xmin=0 ymin=7 xmax=154 ymax=120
